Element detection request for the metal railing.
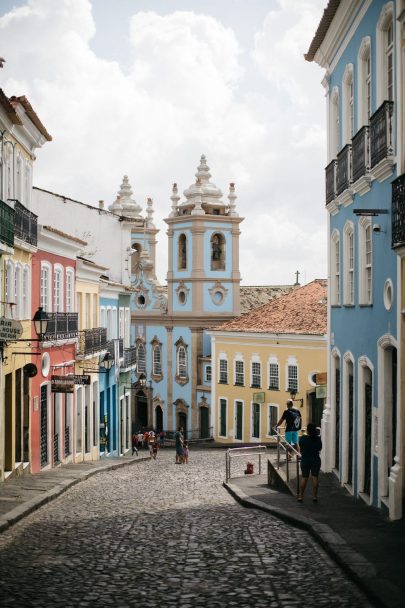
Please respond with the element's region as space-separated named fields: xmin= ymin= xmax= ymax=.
xmin=77 ymin=327 xmax=107 ymax=356
xmin=336 ymin=143 xmax=352 ymax=195
xmin=273 ymin=427 xmax=300 ymax=497
xmin=106 ymin=338 xmax=123 ymax=359
xmin=13 ymin=200 xmax=38 ymax=246
xmin=53 ymin=433 xmax=59 ymax=464
xmin=370 ymin=100 xmax=394 ymax=168
xmin=0 ymin=198 xmax=15 ymax=248
xmin=325 ymin=159 xmax=336 ymax=204
xmin=64 ymin=427 xmax=70 ymax=457
xmin=42 ymin=312 xmax=78 ymax=341
xmin=122 ymin=345 xmax=137 ymax=368
xmin=225 ymin=445 xmax=267 ymax=483
xmin=352 ymin=125 xmax=369 ymax=182
xmin=392 ymin=172 xmax=405 ymax=249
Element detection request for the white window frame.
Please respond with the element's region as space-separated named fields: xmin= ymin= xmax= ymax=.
xmin=342 ymin=64 xmax=355 ymax=144
xmin=358 ymin=37 xmax=372 ymax=127
xmin=40 ymin=261 xmax=52 ymax=312
xmin=112 ymin=306 xmax=117 ymax=340
xmin=53 ymin=264 xmax=64 ymax=313
xmin=251 ymin=401 xmax=261 ymax=439
xmin=331 ymin=229 xmax=341 ymax=305
xmin=124 ymin=307 xmax=130 ymax=348
xmin=137 ymin=342 xmax=146 ymax=374
xmin=152 ymin=344 xmax=162 ymax=376
xmin=234 ymin=355 xmax=244 ymax=386
xmin=268 ymin=356 xmax=279 ymax=390
xmin=343 ymin=221 xmax=355 ymax=306
xmin=177 ymin=345 xmax=187 ymax=379
xmin=358 ymin=217 xmax=372 ymax=305
xmin=329 ymin=86 xmax=340 ymax=160
xmin=22 ymin=264 xmax=30 ymax=319
xmin=218 ymin=397 xmax=227 ymax=438
xmin=205 ymin=364 xmax=212 ymax=383
xmin=234 ymin=399 xmax=244 ymax=441
xmin=286 ymin=357 xmax=299 ymax=393
xmin=376 ymin=2 xmax=395 ymax=106
xmin=100 ymin=306 xmax=106 ymax=329
xmin=251 ymin=357 xmax=261 ymax=388
xmin=65 ymin=267 xmax=75 ymax=313
xmin=267 ymin=404 xmax=279 ymax=437
xmin=119 ymin=308 xmax=125 ymax=340
xmin=219 ymin=355 xmax=228 ymax=384
xmin=5 ymin=259 xmax=14 ymax=319
xmin=106 ymin=306 xmax=112 ymax=340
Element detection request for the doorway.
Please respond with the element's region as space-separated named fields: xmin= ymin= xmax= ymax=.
xmin=348 ymin=371 xmax=354 ymax=486
xmin=178 ymin=412 xmax=187 ymax=438
xmin=136 ymin=392 xmax=148 ymax=428
xmin=155 ymin=406 xmax=163 ymax=432
xmin=4 ymin=373 xmax=12 ymax=471
xmin=364 ymin=380 xmax=372 ymax=496
xmin=309 ymin=392 xmax=323 ymax=427
xmin=200 ymin=407 xmax=209 ymax=439
xmin=235 ymin=401 xmax=243 ymax=440
xmin=40 ymin=384 xmax=48 ymax=467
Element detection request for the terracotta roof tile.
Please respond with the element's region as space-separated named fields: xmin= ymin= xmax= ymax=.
xmin=215 ymin=279 xmax=327 ymax=335
xmin=305 ymin=0 xmax=341 ymax=62
xmin=42 ymin=225 xmax=87 ymax=245
xmin=240 ymin=285 xmax=296 ymax=313
xmin=9 ymin=95 xmax=52 ymax=140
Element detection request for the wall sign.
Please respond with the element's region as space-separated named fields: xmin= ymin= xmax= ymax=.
xmin=51 ymin=375 xmax=74 ymax=393
xmin=0 ymin=317 xmax=23 ymax=341
xmin=253 ymin=392 xmax=265 ymax=403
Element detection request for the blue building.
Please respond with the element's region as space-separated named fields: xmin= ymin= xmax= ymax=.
xmin=129 ymin=156 xmax=243 ymax=438
xmin=306 ymin=0 xmax=403 ymax=519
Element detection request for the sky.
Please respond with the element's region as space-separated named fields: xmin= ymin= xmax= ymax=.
xmin=0 ymin=0 xmax=327 ymax=286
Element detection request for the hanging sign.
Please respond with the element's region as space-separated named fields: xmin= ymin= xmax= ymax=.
xmin=72 ymin=375 xmax=91 ymax=385
xmin=315 ymin=372 xmax=327 ymax=386
xmin=316 ymin=385 xmax=327 ymax=399
xmin=51 ymin=375 xmax=74 ymax=393
xmin=0 ymin=317 xmax=23 ymax=341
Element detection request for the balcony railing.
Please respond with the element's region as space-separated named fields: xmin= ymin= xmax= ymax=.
xmin=325 ymin=160 xmax=336 ymax=204
xmin=42 ymin=312 xmax=78 ymax=341
xmin=77 ymin=327 xmax=107 ymax=356
xmin=53 ymin=433 xmax=59 ymax=464
xmin=0 ymin=198 xmax=15 ymax=248
xmin=64 ymin=427 xmax=70 ymax=457
xmin=336 ymin=144 xmax=352 ymax=195
xmin=106 ymin=338 xmax=123 ymax=361
xmin=352 ymin=125 xmax=369 ymax=183
xmin=13 ymin=200 xmax=38 ymax=247
xmin=122 ymin=346 xmax=137 ymax=369
xmin=392 ymin=173 xmax=405 ymax=249
xmin=370 ymin=100 xmax=394 ymax=168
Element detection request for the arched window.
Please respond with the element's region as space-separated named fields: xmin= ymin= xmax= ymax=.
xmin=178 ymin=234 xmax=187 ymax=270
xmin=14 ymin=263 xmax=22 ymax=320
xmin=130 ymin=242 xmax=142 ymax=275
xmin=210 ymin=232 xmax=225 ymax=270
xmin=331 ymin=230 xmax=341 ymax=305
xmin=329 ymin=87 xmax=340 ymax=159
xmin=343 ymin=222 xmax=355 ymax=305
xmin=66 ymin=268 xmax=75 ymax=312
xmin=376 ymin=2 xmax=395 ymax=105
xmin=40 ymin=262 xmax=52 ymax=311
xmin=22 ymin=265 xmax=30 ymax=319
xmin=342 ymin=64 xmax=354 ymax=144
xmin=358 ymin=37 xmax=372 ymax=126
xmin=53 ymin=265 xmax=64 ymax=312
xmin=137 ymin=342 xmax=146 ymax=374
xmin=359 ymin=218 xmax=372 ymax=305
xmin=5 ymin=259 xmax=14 ymax=319
xmin=151 ymin=337 xmax=163 ymax=379
xmin=175 ymin=337 xmax=189 ymax=384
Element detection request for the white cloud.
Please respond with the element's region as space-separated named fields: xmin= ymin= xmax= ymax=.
xmin=0 ymin=0 xmax=327 ymax=285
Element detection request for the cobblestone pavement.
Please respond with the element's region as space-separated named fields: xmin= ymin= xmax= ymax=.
xmin=0 ymin=449 xmax=371 ymax=608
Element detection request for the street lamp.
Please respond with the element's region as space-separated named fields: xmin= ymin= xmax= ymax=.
xmin=289 ymin=388 xmax=304 ymax=407
xmin=100 ymin=352 xmax=114 ymax=371
xmin=138 ymin=372 xmax=147 ymax=388
xmin=32 ymin=307 xmax=49 ymax=341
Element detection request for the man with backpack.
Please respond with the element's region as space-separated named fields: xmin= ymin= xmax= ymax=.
xmin=276 ymin=399 xmax=302 ymax=460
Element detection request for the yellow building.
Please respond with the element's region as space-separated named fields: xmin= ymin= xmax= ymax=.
xmin=0 ymin=90 xmax=51 ymax=480
xmin=209 ymin=280 xmax=327 ymax=444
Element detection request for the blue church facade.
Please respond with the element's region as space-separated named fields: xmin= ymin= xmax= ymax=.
xmin=306 ymin=1 xmax=403 ymax=519
xmin=129 ymin=156 xmax=243 ymax=438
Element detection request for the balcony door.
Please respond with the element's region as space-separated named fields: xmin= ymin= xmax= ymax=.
xmin=235 ymin=401 xmax=243 ymax=440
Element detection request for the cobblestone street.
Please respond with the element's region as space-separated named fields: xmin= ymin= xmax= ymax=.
xmin=0 ymin=449 xmax=371 ymax=608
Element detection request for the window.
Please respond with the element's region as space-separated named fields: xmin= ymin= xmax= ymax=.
xmin=268 ymin=404 xmax=279 ymax=436
xmin=268 ymin=360 xmax=279 ymax=390
xmin=137 ymin=342 xmax=146 ymax=374
xmin=178 ymin=234 xmax=187 ymax=270
xmin=235 ymin=359 xmax=244 ymax=386
xmin=235 ymin=400 xmax=243 ymax=440
xmin=331 ymin=230 xmax=340 ymax=305
xmin=342 ymin=64 xmax=354 ymax=144
xmin=344 ymin=223 xmax=354 ymax=305
xmin=53 ymin=266 xmax=63 ymax=312
xmin=22 ymin=265 xmax=30 ymax=319
xmin=251 ymin=361 xmax=261 ymax=388
xmin=40 ymin=263 xmax=52 ymax=311
xmin=252 ymin=403 xmax=260 ymax=438
xmin=366 ymin=54 xmax=371 ymax=119
xmin=152 ymin=344 xmax=162 ymax=376
xmin=177 ymin=346 xmax=187 ymax=378
xmin=376 ymin=3 xmax=395 ymax=106
xmin=112 ymin=307 xmax=117 ymax=339
xmin=93 ymin=294 xmax=98 ymax=327
xmin=329 ymin=87 xmax=340 ymax=159
xmin=175 ymin=337 xmax=188 ymax=383
xmin=124 ymin=307 xmax=130 ymax=348
xmin=14 ymin=263 xmax=22 ymax=320
xmin=359 ymin=218 xmax=372 ymax=305
xmin=66 ymin=269 xmax=74 ymax=313
xmin=386 ymin=20 xmax=394 ymax=101
xmin=211 ymin=232 xmax=225 ymax=270
xmin=205 ymin=365 xmax=212 ymax=383
xmin=287 ymin=363 xmax=298 ymax=392
xmin=5 ymin=260 xmax=14 ymax=319
xmin=219 ymin=358 xmax=228 ymax=384
xmin=100 ymin=306 xmax=106 ymax=328
xmin=219 ymin=398 xmax=227 ymax=437
xmin=119 ymin=308 xmax=124 ymax=339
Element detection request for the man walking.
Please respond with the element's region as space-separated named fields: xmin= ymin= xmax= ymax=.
xmin=276 ymin=399 xmax=302 ymax=459
xmin=174 ymin=426 xmax=183 ymax=464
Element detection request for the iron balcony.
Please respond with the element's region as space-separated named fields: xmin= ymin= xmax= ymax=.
xmin=13 ymin=200 xmax=38 ymax=247
xmin=42 ymin=312 xmax=79 ymax=341
xmin=0 ymin=198 xmax=15 ymax=249
xmin=392 ymin=173 xmax=405 ymax=249
xmin=77 ymin=327 xmax=108 ymax=357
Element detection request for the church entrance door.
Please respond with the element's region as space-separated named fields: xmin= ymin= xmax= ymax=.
xmin=136 ymin=392 xmax=148 ymax=428
xmin=200 ymin=407 xmax=209 ymax=439
xmin=178 ymin=412 xmax=187 ymax=438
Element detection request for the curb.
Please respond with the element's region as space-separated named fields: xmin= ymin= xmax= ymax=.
xmin=223 ymin=481 xmax=394 ymax=608
xmin=0 ymin=455 xmax=150 ymax=535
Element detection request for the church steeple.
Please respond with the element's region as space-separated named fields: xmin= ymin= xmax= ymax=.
xmin=109 ymin=175 xmax=143 ymax=218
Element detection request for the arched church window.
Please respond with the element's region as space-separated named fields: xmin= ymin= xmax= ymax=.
xmin=137 ymin=341 xmax=146 ymax=374
xmin=131 ymin=242 xmax=142 ymax=275
xmin=178 ymin=234 xmax=187 ymax=270
xmin=211 ymin=233 xmax=225 ymax=270
xmin=175 ymin=337 xmax=189 ymax=385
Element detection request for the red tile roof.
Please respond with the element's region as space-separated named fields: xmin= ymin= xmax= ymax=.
xmin=305 ymin=0 xmax=341 ymax=62
xmin=215 ymin=279 xmax=327 ymax=335
xmin=9 ymin=95 xmax=52 ymax=141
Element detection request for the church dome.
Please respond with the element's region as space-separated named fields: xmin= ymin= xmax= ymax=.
xmin=181 ymin=155 xmax=225 ymax=211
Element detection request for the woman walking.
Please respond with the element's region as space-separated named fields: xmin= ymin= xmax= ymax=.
xmin=298 ymin=423 xmax=322 ymax=502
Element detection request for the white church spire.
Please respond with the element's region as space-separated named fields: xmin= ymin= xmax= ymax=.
xmin=109 ymin=175 xmax=142 ymax=218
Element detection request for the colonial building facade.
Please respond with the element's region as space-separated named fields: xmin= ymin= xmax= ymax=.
xmin=306 ymin=0 xmax=403 ymax=519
